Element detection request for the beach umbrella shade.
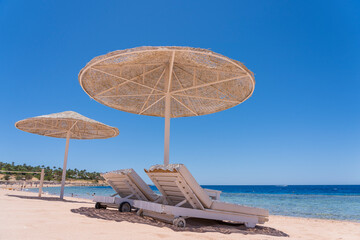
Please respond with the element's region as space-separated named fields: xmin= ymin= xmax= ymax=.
xmin=15 ymin=111 xmax=119 ymax=199
xmin=78 ymin=46 xmax=255 ymax=165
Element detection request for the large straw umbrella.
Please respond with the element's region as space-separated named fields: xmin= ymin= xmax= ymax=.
xmin=15 ymin=111 xmax=119 ymax=199
xmin=78 ymin=46 xmax=255 ymax=165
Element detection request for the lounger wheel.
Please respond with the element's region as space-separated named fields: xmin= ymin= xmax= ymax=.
xmin=95 ymin=202 xmax=107 ymax=209
xmin=95 ymin=202 xmax=102 ymax=209
xmin=173 ymin=217 xmax=186 ymax=228
xmin=119 ymin=202 xmax=131 ymax=212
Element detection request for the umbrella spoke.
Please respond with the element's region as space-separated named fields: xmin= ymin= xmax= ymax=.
xmin=171 ymin=95 xmax=198 ymax=116
xmin=35 ymin=120 xmax=69 ymax=132
xmin=98 ymin=78 xmax=133 ymax=97
xmin=44 ymin=130 xmax=68 ymax=137
xmin=139 ymin=95 xmax=166 ymax=114
xmin=166 ymin=52 xmax=176 ymax=93
xmin=99 ymin=93 xmax=164 ymax=98
xmin=172 ymin=65 xmax=245 ymax=100
xmin=73 ymin=122 xmax=83 ymax=139
xmin=172 ymin=70 xmax=198 ymax=115
xmin=91 ymin=65 xmax=166 ymax=97
xmin=18 ymin=127 xmax=52 ymax=131
xmin=68 ymin=121 xmax=83 ymax=139
xmin=171 ymin=75 xmax=247 ymax=94
xmin=139 ymin=68 xmax=166 ymax=113
xmin=174 ymin=62 xmax=245 ymax=74
xmin=173 ymin=94 xmax=240 ymax=104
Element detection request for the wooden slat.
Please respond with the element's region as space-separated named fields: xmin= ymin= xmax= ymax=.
xmin=147 ymin=175 xmax=173 ymax=205
xmin=148 ymin=172 xmax=180 ymax=177
xmin=162 ymin=186 xmax=180 ymax=192
xmin=154 ymin=176 xmax=177 ymax=182
xmin=110 ymin=185 xmax=128 ymax=190
xmin=157 ymin=181 xmax=178 ymax=187
xmin=175 ymin=179 xmax=204 ymax=210
xmin=109 ymin=182 xmax=128 ymax=188
xmin=114 ymin=187 xmax=131 ymax=192
xmin=165 ymin=190 xmax=184 ymax=197
xmin=124 ymin=174 xmax=148 ymax=201
xmin=106 ymin=176 xmax=126 ymax=181
xmin=168 ymin=195 xmax=186 ymax=203
xmin=110 ymin=181 xmax=126 ymax=186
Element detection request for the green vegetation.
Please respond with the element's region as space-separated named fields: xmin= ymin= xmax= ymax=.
xmin=0 ymin=161 xmax=103 ymax=182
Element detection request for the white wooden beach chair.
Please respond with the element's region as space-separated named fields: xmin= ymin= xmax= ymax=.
xmin=93 ymin=169 xmax=161 ymax=212
xmin=142 ymin=164 xmax=269 ymax=228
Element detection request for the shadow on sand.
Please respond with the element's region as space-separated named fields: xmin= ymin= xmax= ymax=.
xmin=71 ymin=207 xmax=289 ymax=237
xmin=7 ymin=194 xmax=91 ymax=204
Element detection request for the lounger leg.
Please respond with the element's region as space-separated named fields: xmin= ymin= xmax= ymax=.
xmin=136 ymin=209 xmax=143 ymax=217
xmin=245 ymin=222 xmax=256 ymax=228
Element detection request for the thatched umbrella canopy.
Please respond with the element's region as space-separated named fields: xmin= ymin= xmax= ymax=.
xmin=16 ymin=111 xmax=119 ymax=139
xmin=15 ymin=111 xmax=119 ymax=199
xmin=78 ymin=46 xmax=255 ymax=165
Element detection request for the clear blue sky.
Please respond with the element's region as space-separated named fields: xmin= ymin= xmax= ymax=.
xmin=1 ymin=0 xmax=359 ymax=185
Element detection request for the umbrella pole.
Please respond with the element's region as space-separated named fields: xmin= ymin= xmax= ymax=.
xmin=164 ymin=95 xmax=171 ymax=166
xmin=60 ymin=131 xmax=71 ymax=199
xmin=164 ymin=51 xmax=175 ymax=166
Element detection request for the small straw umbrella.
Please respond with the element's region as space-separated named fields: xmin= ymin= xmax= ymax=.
xmin=15 ymin=111 xmax=119 ymax=199
xmin=78 ymin=46 xmax=255 ymax=165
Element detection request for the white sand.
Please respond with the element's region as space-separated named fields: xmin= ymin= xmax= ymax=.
xmin=1 ymin=190 xmax=359 ymax=240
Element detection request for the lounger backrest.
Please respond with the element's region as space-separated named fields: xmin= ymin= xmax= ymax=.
xmin=102 ymin=169 xmax=158 ymax=202
xmin=145 ymin=164 xmax=212 ymax=209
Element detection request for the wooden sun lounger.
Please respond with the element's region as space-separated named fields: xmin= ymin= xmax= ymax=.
xmin=93 ymin=169 xmax=162 ymax=211
xmin=143 ymin=164 xmax=269 ymax=228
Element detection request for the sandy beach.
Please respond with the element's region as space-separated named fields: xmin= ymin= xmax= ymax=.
xmin=1 ymin=190 xmax=359 ymax=240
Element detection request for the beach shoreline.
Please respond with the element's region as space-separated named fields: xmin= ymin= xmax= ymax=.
xmin=0 ymin=181 xmax=106 ymax=190
xmin=1 ymin=189 xmax=360 ymax=240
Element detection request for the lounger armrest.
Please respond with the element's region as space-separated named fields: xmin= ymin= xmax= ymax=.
xmin=204 ymin=188 xmax=222 ymax=200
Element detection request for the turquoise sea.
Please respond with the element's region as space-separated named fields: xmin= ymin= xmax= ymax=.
xmin=28 ymin=185 xmax=360 ymax=222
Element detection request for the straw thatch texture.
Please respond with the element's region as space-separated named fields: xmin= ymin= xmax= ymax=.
xmin=102 ymin=168 xmax=133 ymax=176
xmin=148 ymin=164 xmax=183 ymax=172
xmin=79 ymin=46 xmax=255 ymax=118
xmin=15 ymin=111 xmax=119 ymax=139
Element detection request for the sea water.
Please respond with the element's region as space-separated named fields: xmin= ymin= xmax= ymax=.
xmin=28 ymin=185 xmax=360 ymax=222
